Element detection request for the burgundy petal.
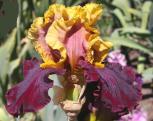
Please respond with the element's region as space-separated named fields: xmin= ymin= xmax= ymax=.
xmin=5 ymin=59 xmax=65 ymax=117
xmin=78 ymin=60 xmax=142 ymax=115
xmin=96 ymin=63 xmax=142 ymax=115
xmin=78 ymin=60 xmax=100 ymax=83
xmin=23 ymin=58 xmax=38 ymax=77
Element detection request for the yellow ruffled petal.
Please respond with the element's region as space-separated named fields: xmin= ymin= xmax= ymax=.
xmin=28 ymin=17 xmax=62 ymax=68
xmin=93 ymin=37 xmax=112 ymax=52
xmin=45 ymin=18 xmax=75 ymax=67
xmin=28 ymin=3 xmax=112 ymax=70
xmin=84 ymin=24 xmax=100 ymax=35
xmin=44 ymin=4 xmax=68 ymax=24
xmin=28 ymin=17 xmax=44 ymax=40
xmin=66 ymin=6 xmax=86 ymax=23
xmin=87 ymin=35 xmax=112 ymax=67
xmin=94 ymin=39 xmax=112 ymax=67
xmin=83 ymin=3 xmax=103 ymax=25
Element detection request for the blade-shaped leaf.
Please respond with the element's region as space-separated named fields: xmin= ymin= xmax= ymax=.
xmin=8 ymin=58 xmax=20 ymax=76
xmin=121 ymin=27 xmax=150 ymax=35
xmin=104 ymin=36 xmax=153 ymax=57
xmin=112 ymin=0 xmax=131 ymax=20
xmin=0 ymin=29 xmax=16 ymax=83
xmin=113 ymin=9 xmax=128 ymax=27
xmin=148 ymin=6 xmax=153 ymax=33
xmin=128 ymin=8 xmax=141 ymax=18
xmin=141 ymin=1 xmax=152 ymax=29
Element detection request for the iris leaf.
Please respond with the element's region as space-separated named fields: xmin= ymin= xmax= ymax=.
xmin=0 ymin=29 xmax=16 ymax=83
xmin=141 ymin=1 xmax=152 ymax=29
xmin=104 ymin=36 xmax=153 ymax=57
xmin=8 ymin=58 xmax=20 ymax=76
xmin=113 ymin=9 xmax=128 ymax=27
xmin=121 ymin=27 xmax=150 ymax=35
xmin=112 ymin=0 xmax=131 ymax=20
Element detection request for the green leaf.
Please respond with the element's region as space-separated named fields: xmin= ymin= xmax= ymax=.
xmin=8 ymin=58 xmax=21 ymax=76
xmin=128 ymin=8 xmax=141 ymax=18
xmin=141 ymin=1 xmax=152 ymax=29
xmin=121 ymin=27 xmax=150 ymax=35
xmin=0 ymin=29 xmax=16 ymax=54
xmin=104 ymin=36 xmax=153 ymax=57
xmin=0 ymin=29 xmax=16 ymax=83
xmin=112 ymin=0 xmax=130 ymax=10
xmin=148 ymin=6 xmax=153 ymax=32
xmin=0 ymin=50 xmax=9 ymax=83
xmin=112 ymin=0 xmax=131 ymax=20
xmin=113 ymin=9 xmax=128 ymax=27
xmin=142 ymin=67 xmax=153 ymax=80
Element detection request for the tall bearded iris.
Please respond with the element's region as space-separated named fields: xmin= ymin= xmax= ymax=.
xmin=5 ymin=3 xmax=142 ymax=120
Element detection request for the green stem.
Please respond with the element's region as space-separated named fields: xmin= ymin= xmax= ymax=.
xmin=17 ymin=0 xmax=21 ymax=55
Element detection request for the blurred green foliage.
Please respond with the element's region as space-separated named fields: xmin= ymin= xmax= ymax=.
xmin=0 ymin=0 xmax=18 ymax=39
xmin=0 ymin=0 xmax=153 ymax=120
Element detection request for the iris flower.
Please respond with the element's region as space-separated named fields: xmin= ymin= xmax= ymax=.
xmin=107 ymin=50 xmax=127 ymax=67
xmin=5 ymin=3 xmax=142 ymax=120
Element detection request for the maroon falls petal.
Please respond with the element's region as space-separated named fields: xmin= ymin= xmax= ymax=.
xmin=78 ymin=60 xmax=100 ymax=83
xmin=23 ymin=58 xmax=38 ymax=77
xmin=76 ymin=60 xmax=141 ymax=116
xmin=5 ymin=59 xmax=65 ymax=117
xmin=96 ymin=63 xmax=142 ymax=115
